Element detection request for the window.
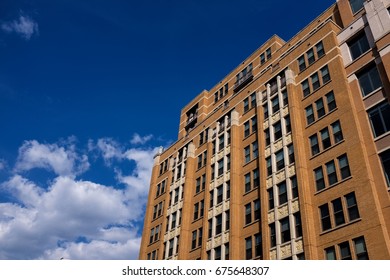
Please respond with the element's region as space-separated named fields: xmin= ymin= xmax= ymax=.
xmin=244 ymin=146 xmax=250 ymax=164
xmin=244 ymin=99 xmax=249 ymax=112
xmin=268 ymin=188 xmax=275 ymax=210
xmin=245 ymin=203 xmax=252 ymax=225
xmin=244 ymin=121 xmax=250 ymax=137
xmin=280 ymin=217 xmax=291 ymax=243
xmin=316 ymin=41 xmax=325 ymax=57
xmin=331 ymin=121 xmax=343 ymax=143
xmin=171 ymin=212 xmax=177 ymax=229
xmin=274 ymin=121 xmax=282 ymax=140
xmin=316 ymin=98 xmax=325 ymax=118
xmin=348 ymin=31 xmax=370 ymax=60
xmin=349 ymin=0 xmax=365 ymax=14
xmin=251 ymin=92 xmax=256 ymax=108
xmin=245 ymin=237 xmax=252 ymax=260
xmin=291 ymin=176 xmax=298 ymax=199
xmin=275 ymin=150 xmax=285 ymax=171
xmin=265 ymin=128 xmax=270 ymax=146
xmin=218 ymin=135 xmax=224 ymax=151
xmin=217 ymin=159 xmax=223 ymax=177
xmin=325 ymin=246 xmax=336 ymax=260
xmin=269 ymin=223 xmax=276 ymax=247
xmin=315 ymin=167 xmax=325 ymax=191
xmin=353 ymin=237 xmax=369 ymax=259
xmin=368 ymin=102 xmax=390 ymax=138
xmin=245 ymin=173 xmax=251 ymax=193
xmin=326 ymin=91 xmax=336 ymax=111
xmin=294 ymin=212 xmax=302 ymax=238
xmin=321 ymin=66 xmax=330 ymax=84
xmin=252 ymin=141 xmax=258 ymax=159
xmin=260 ymin=53 xmax=266 ymax=65
xmin=326 ymin=160 xmax=338 ymax=185
xmin=305 ymin=105 xmax=314 ymax=125
xmin=253 ymin=169 xmax=260 ymax=188
xmin=302 ymin=79 xmax=310 ymax=97
xmin=310 ymin=134 xmax=320 ymax=156
xmin=168 ymin=238 xmax=174 ymax=257
xmin=254 ymin=199 xmax=261 ymax=221
xmin=243 ymin=93 xmax=256 ymax=112
xmin=214 ymin=246 xmax=221 ymax=260
xmin=153 ymin=201 xmax=164 ymax=219
xmin=332 ymin=198 xmax=345 ymax=226
xmin=357 ymin=64 xmax=382 ymax=96
xmin=156 ymin=180 xmax=166 ymax=197
xmin=191 ymin=228 xmax=203 ymax=250
xmin=224 ymin=243 xmax=230 ymax=260
xmin=263 ymin=104 xmax=269 ymax=119
xmin=345 ymin=192 xmax=360 ymax=221
xmin=227 ymin=154 xmax=231 ymax=171
xmin=193 ymin=200 xmax=204 ymax=220
xmin=216 ymin=185 xmax=223 ymax=204
xmin=288 ymin=144 xmax=295 ymax=164
xmin=215 ymin=214 xmax=222 ymax=235
xmin=282 ymin=90 xmax=288 ymax=107
xmin=208 ymin=219 xmax=212 ymax=238
xmin=149 ymin=225 xmax=160 ymax=244
xmin=379 ymin=149 xmax=390 ymax=187
xmin=278 ymin=181 xmax=287 ymax=205
xmin=338 ymin=154 xmax=351 ymax=179
xmin=285 ymin=115 xmax=291 ymax=133
xmin=298 ymin=55 xmax=306 ymax=72
xmin=339 ymin=241 xmax=352 ymax=260
xmin=266 ymin=48 xmax=271 ymax=59
xmin=311 ymin=72 xmax=320 ymax=90
xmin=320 ymin=204 xmax=332 ymax=231
xmin=321 ymin=128 xmax=331 ymax=150
xmin=255 ymin=234 xmax=262 ymax=258
xmin=271 ymin=96 xmax=280 ymax=114
xmin=307 ymin=49 xmax=315 ymax=65
xmin=225 ymin=210 xmax=230 ymax=231
xmin=266 ymin=156 xmax=272 ymax=176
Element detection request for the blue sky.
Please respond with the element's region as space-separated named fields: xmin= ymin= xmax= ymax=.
xmin=0 ymin=0 xmax=336 ymax=259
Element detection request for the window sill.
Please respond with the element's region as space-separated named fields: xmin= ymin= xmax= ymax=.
xmin=243 ymin=219 xmax=261 ymax=229
xmin=314 ymin=176 xmax=353 ymax=195
xmin=373 ymin=130 xmax=390 ymax=142
xmin=302 ymin=79 xmax=332 ymax=101
xmin=305 ymin=107 xmax=338 ymax=129
xmin=244 ymin=186 xmax=259 ymax=196
xmin=243 ymin=130 xmax=258 ymax=141
xmin=345 ymin=49 xmax=373 ymax=68
xmin=309 ymin=139 xmax=345 ymax=160
xmin=362 ymin=87 xmax=383 ymax=101
xmin=319 ymin=218 xmax=362 ymax=236
xmin=243 ymin=157 xmax=259 ymax=167
xmin=194 ymin=189 xmax=205 ymax=197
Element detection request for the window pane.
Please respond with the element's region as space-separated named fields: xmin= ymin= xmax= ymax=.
xmin=280 ymin=217 xmax=291 ymax=243
xmin=358 ymin=64 xmax=382 ymax=96
xmin=338 ymin=154 xmax=351 ymax=179
xmin=326 ymin=91 xmax=337 ymax=111
xmin=339 ymin=241 xmax=352 ymax=260
xmin=316 ymin=41 xmax=325 ymax=57
xmin=321 ymin=66 xmax=330 ymax=83
xmin=332 ymin=198 xmax=345 ymax=226
xmin=354 ymin=237 xmax=369 ymax=260
xmin=311 ymin=73 xmax=320 ymax=90
xmin=331 ymin=121 xmax=343 ymax=143
xmin=302 ymin=79 xmax=310 ymax=97
xmin=320 ymin=204 xmax=331 ymax=231
xmin=380 ymin=149 xmax=390 ymax=187
xmin=326 ymin=160 xmax=338 ymax=185
xmin=321 ymin=128 xmax=331 ymax=150
xmin=316 ymin=98 xmax=325 ymax=118
xmin=306 ymin=105 xmax=314 ymax=124
xmin=310 ymin=134 xmax=320 ymax=155
xmin=278 ymin=182 xmax=288 ymax=205
xmin=349 ymin=0 xmax=365 ymax=14
xmin=345 ymin=192 xmax=360 ymax=221
xmin=368 ymin=102 xmax=390 ymax=138
xmin=325 ymin=247 xmax=336 ymax=260
xmin=315 ymin=167 xmax=325 ymax=191
xmin=307 ymin=49 xmax=315 ymax=64
xmin=349 ymin=32 xmax=370 ymax=60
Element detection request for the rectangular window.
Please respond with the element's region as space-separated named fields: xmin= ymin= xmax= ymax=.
xmin=217 ymin=159 xmax=223 ymax=177
xmin=306 ymin=105 xmax=315 ymax=125
xmin=271 ymin=96 xmax=280 ymax=114
xmin=298 ymin=55 xmax=306 ymax=72
xmin=265 ymin=128 xmax=270 ymax=146
xmin=338 ymin=154 xmax=351 ymax=179
xmin=368 ymin=102 xmax=390 ymax=138
xmin=339 ymin=241 xmax=352 ymax=260
xmin=215 ymin=214 xmax=222 ymax=235
xmin=326 ymin=160 xmax=338 ymax=185
xmin=280 ymin=217 xmax=291 ymax=243
xmin=268 ymin=188 xmax=275 ymax=210
xmin=282 ymin=90 xmax=288 ymax=107
xmin=332 ymin=198 xmax=345 ymax=226
xmin=357 ymin=64 xmax=382 ymax=96
xmin=278 ymin=181 xmax=288 ymax=205
xmin=255 ymin=233 xmax=262 ymax=258
xmin=263 ymin=104 xmax=269 ymax=119
xmin=321 ymin=66 xmax=331 ymax=84
xmin=311 ymin=72 xmax=320 ymax=91
xmin=321 ymin=127 xmax=331 ymax=150
xmin=227 ymin=154 xmax=231 ymax=171
xmin=216 ymin=185 xmax=223 ymax=204
xmin=345 ymin=192 xmax=360 ymax=221
xmin=219 ymin=135 xmax=224 ymax=151
xmin=208 ymin=219 xmax=212 ymax=238
xmin=244 ymin=121 xmax=250 ymax=137
xmin=349 ymin=0 xmax=365 ymax=14
xmin=254 ymin=199 xmax=261 ymax=221
xmin=320 ymin=204 xmax=332 ymax=231
xmin=251 ymin=92 xmax=256 ymax=108
xmin=193 ymin=203 xmax=199 ymax=221
xmin=245 ymin=237 xmax=252 ymax=260
xmin=353 ymin=237 xmax=369 ymax=260
xmin=285 ymin=115 xmax=291 ymax=133
xmin=266 ymin=48 xmax=272 ymax=59
xmin=270 ymin=223 xmax=276 ymax=247
xmin=197 ymin=155 xmax=202 ymax=169
xmin=244 ymin=98 xmax=249 ymax=112
xmin=244 ymin=146 xmax=250 ymax=164
xmin=274 ymin=121 xmax=282 ymax=140
xmin=316 ymin=41 xmax=325 ymax=57
xmin=316 ymin=98 xmax=325 ymax=118
xmin=253 ymin=169 xmax=260 ymax=188
xmin=325 ymin=246 xmax=336 ymax=260
xmin=291 ymin=176 xmax=298 ymax=199
xmin=310 ymin=134 xmax=320 ymax=156
xmin=245 ymin=203 xmax=252 ymax=225
xmin=245 ymin=173 xmax=251 ymax=193
xmin=191 ymin=230 xmax=197 ymax=250
xmin=225 ymin=243 xmax=229 ymax=260
xmin=326 ymin=91 xmax=336 ymax=111
xmin=198 ymin=228 xmax=203 ymax=248
xmin=348 ymin=31 xmax=370 ymax=60
xmin=168 ymin=239 xmax=174 ymax=257
xmin=288 ymin=144 xmax=295 ymax=164
xmin=295 ymin=212 xmax=302 ymax=238
xmin=260 ymin=53 xmax=266 ymax=65
xmin=266 ymin=157 xmax=272 ymax=176
xmin=331 ymin=121 xmax=343 ymax=143
xmin=307 ymin=49 xmax=315 ymax=65
xmin=275 ymin=150 xmax=285 ymax=171
xmin=252 ymin=141 xmax=258 ymax=159
xmin=225 ymin=210 xmax=230 ymax=231
xmin=209 ymin=190 xmax=214 ymax=208
xmin=302 ymin=79 xmax=310 ymax=97
xmin=380 ymin=149 xmax=390 ymax=187
xmin=214 ymin=246 xmax=221 ymax=260
xmin=251 ymin=116 xmax=257 ymax=133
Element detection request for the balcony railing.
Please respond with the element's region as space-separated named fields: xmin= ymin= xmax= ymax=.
xmin=233 ymin=71 xmax=253 ymax=93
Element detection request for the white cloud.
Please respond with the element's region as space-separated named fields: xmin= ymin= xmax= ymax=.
xmin=0 ymin=137 xmax=158 ymax=259
xmin=130 ymin=133 xmax=153 ymax=145
xmin=0 ymin=159 xmax=6 ymax=170
xmin=15 ymin=140 xmax=90 ymax=177
xmin=1 ymin=14 xmax=39 ymax=40
xmin=95 ymin=138 xmax=123 ymax=165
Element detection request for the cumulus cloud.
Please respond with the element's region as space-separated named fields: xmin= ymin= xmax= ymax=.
xmin=130 ymin=133 xmax=153 ymax=145
xmin=0 ymin=136 xmax=158 ymax=259
xmin=15 ymin=140 xmax=90 ymax=177
xmin=1 ymin=14 xmax=39 ymax=40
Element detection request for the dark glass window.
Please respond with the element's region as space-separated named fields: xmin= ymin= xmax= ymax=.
xmin=245 ymin=203 xmax=252 ymax=225
xmin=353 ymin=237 xmax=369 ymax=260
xmin=215 ymin=214 xmax=222 ymax=235
xmin=270 ymin=223 xmax=276 ymax=247
xmin=338 ymin=154 xmax=351 ymax=179
xmin=311 ymin=72 xmax=320 ymax=90
xmin=316 ymin=41 xmax=325 ymax=57
xmin=332 ymin=198 xmax=345 ymax=226
xmin=357 ymin=64 xmax=382 ymax=96
xmin=348 ymin=31 xmax=370 ymax=60
xmin=245 ymin=237 xmax=252 ymax=260
xmin=274 ymin=121 xmax=282 ymax=140
xmin=255 ymin=233 xmax=262 ymax=258
xmin=316 ymin=98 xmax=325 ymax=118
xmin=268 ymin=188 xmax=274 ymax=210
xmin=380 ymin=149 xmax=390 ymax=187
xmin=306 ymin=105 xmax=315 ymax=125
xmin=266 ymin=157 xmax=272 ymax=176
xmin=307 ymin=49 xmax=315 ymax=65
xmin=325 ymin=246 xmax=336 ymax=260
xmin=345 ymin=192 xmax=360 ymax=221
xmin=310 ymin=134 xmax=320 ymax=156
xmin=326 ymin=160 xmax=338 ymax=185
xmin=275 ymin=150 xmax=285 ymax=171
xmin=295 ymin=212 xmax=302 ymax=238
xmin=298 ymin=55 xmax=306 ymax=72
xmin=278 ymin=181 xmax=288 ymax=205
xmin=349 ymin=0 xmax=365 ymax=14
xmin=291 ymin=176 xmax=298 ymax=199
xmin=321 ymin=66 xmax=331 ymax=84
xmin=331 ymin=121 xmax=343 ymax=143
xmin=321 ymin=127 xmax=331 ymax=150
xmin=368 ymin=102 xmax=390 ymax=138
xmin=245 ymin=173 xmax=251 ymax=193
xmin=326 ymin=91 xmax=337 ymax=111
xmin=280 ymin=217 xmax=291 ymax=243
xmin=320 ymin=204 xmax=331 ymax=231
xmin=265 ymin=128 xmax=270 ymax=146
xmin=244 ymin=121 xmax=250 ymax=137
xmin=315 ymin=167 xmax=325 ymax=191
xmin=272 ymin=96 xmax=280 ymax=114
xmin=302 ymin=79 xmax=310 ymax=97
xmin=339 ymin=241 xmax=352 ymax=260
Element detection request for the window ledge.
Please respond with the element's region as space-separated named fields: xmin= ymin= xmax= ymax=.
xmin=319 ymin=218 xmax=362 ymax=236
xmin=362 ymin=87 xmax=383 ymax=101
xmin=243 ymin=219 xmax=261 ymax=229
xmin=314 ymin=176 xmax=353 ymax=195
xmin=310 ymin=139 xmax=345 ymax=160
xmin=372 ymin=128 xmax=390 ymax=141
xmin=345 ymin=49 xmax=373 ymax=68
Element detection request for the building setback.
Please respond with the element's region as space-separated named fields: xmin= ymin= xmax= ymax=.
xmin=139 ymin=0 xmax=390 ymax=260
